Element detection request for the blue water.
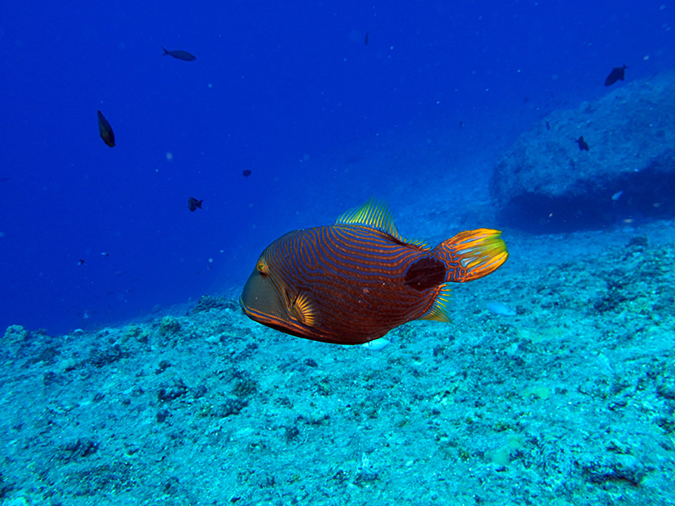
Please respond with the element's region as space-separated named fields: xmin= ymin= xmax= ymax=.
xmin=1 ymin=0 xmax=673 ymax=334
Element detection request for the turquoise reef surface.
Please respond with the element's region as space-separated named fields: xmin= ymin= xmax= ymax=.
xmin=1 ymin=219 xmax=674 ymax=505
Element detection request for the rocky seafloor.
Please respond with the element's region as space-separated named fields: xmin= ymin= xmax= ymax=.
xmin=1 ymin=219 xmax=675 ymax=506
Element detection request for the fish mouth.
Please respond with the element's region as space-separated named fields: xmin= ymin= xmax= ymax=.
xmin=240 ymin=268 xmax=320 ymax=340
xmin=241 ymin=269 xmax=280 ymax=313
xmin=240 ymin=268 xmax=291 ymax=324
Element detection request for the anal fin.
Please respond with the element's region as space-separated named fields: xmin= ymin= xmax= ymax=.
xmin=419 ymin=285 xmax=452 ymax=323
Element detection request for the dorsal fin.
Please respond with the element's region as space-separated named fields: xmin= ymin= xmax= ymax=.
xmin=337 ymin=198 xmax=401 ymax=238
xmin=337 ymin=199 xmax=427 ymax=247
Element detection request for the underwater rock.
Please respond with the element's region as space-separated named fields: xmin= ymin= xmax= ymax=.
xmin=490 ymin=72 xmax=675 ymax=232
xmin=3 ymin=325 xmax=29 ymax=345
xmin=159 ymin=316 xmax=181 ymax=337
xmin=192 ymin=295 xmax=237 ymax=314
xmin=578 ymin=453 xmax=648 ymax=487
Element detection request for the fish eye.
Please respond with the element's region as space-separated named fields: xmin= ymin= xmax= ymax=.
xmin=256 ymin=257 xmax=269 ymax=275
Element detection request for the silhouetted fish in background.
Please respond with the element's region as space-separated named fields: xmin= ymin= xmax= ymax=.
xmin=97 ymin=110 xmax=115 ymax=147
xmin=242 ymin=169 xmax=252 ymax=178
xmin=364 ymin=32 xmax=369 ymax=46
xmin=188 ymin=197 xmax=203 ymax=211
xmin=240 ymin=199 xmax=508 ymax=345
xmin=575 ymin=136 xmax=590 ymax=151
xmin=162 ymin=47 xmax=197 ymax=62
xmin=604 ymin=65 xmax=627 ymax=86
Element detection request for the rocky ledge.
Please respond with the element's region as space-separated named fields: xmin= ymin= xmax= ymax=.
xmin=490 ymin=72 xmax=675 ymax=233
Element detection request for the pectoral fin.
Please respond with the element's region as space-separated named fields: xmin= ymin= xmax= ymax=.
xmin=289 ymin=292 xmax=317 ymax=327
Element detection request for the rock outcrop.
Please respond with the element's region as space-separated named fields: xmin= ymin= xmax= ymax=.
xmin=490 ymin=72 xmax=675 ymax=233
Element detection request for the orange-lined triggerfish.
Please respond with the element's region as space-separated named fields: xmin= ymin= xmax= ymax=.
xmin=240 ymin=200 xmax=508 ymax=345
xmin=97 ymin=110 xmax=115 ymax=147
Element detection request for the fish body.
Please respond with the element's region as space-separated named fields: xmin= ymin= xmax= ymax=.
xmin=97 ymin=110 xmax=115 ymax=147
xmin=242 ymin=169 xmax=252 ymax=177
xmin=240 ymin=200 xmax=508 ymax=345
xmin=486 ymin=301 xmax=516 ymax=316
xmin=604 ymin=65 xmax=627 ymax=86
xmin=575 ymin=136 xmax=590 ymax=151
xmin=188 ymin=197 xmax=203 ymax=211
xmin=162 ymin=47 xmax=197 ymax=61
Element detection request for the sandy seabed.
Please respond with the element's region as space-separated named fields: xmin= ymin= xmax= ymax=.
xmin=1 ymin=219 xmax=674 ymax=506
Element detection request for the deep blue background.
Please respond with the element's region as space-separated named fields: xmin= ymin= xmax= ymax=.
xmin=1 ymin=1 xmax=673 ymax=334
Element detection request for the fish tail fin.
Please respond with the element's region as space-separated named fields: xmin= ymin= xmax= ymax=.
xmin=434 ymin=228 xmax=508 ymax=283
xmin=162 ymin=47 xmax=169 ymax=56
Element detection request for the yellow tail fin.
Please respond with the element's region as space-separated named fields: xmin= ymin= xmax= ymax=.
xmin=434 ymin=228 xmax=508 ymax=283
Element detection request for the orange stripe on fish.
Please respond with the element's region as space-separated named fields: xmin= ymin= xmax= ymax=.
xmin=240 ymin=199 xmax=508 ymax=345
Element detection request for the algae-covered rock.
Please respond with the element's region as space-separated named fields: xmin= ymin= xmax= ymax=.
xmin=159 ymin=316 xmax=181 ymax=337
xmin=122 ymin=325 xmax=150 ymax=344
xmin=192 ymin=295 xmax=237 ymax=314
xmin=3 ymin=325 xmax=29 ymax=345
xmin=490 ymin=72 xmax=675 ymax=232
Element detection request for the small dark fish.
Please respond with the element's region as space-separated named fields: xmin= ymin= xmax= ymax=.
xmin=575 ymin=136 xmax=590 ymax=151
xmin=77 ymin=259 xmax=85 ymax=266
xmin=162 ymin=47 xmax=197 ymax=62
xmin=240 ymin=199 xmax=508 ymax=345
xmin=459 ymin=121 xmax=463 ymax=128
xmin=546 ymin=121 xmax=550 ymax=131
xmin=364 ymin=32 xmax=369 ymax=46
xmin=188 ymin=197 xmax=203 ymax=212
xmin=97 ymin=110 xmax=115 ymax=148
xmin=604 ymin=65 xmax=627 ymax=87
xmin=242 ymin=169 xmax=252 ymax=178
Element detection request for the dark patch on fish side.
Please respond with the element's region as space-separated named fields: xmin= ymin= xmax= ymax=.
xmin=404 ymin=257 xmax=446 ymax=291
xmin=604 ymin=65 xmax=627 ymax=87
xmin=97 ymin=111 xmax=115 ymax=148
xmin=575 ymin=136 xmax=590 ymax=151
xmin=188 ymin=197 xmax=203 ymax=212
xmin=162 ymin=47 xmax=197 ymax=62
xmin=242 ymin=169 xmax=252 ymax=178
